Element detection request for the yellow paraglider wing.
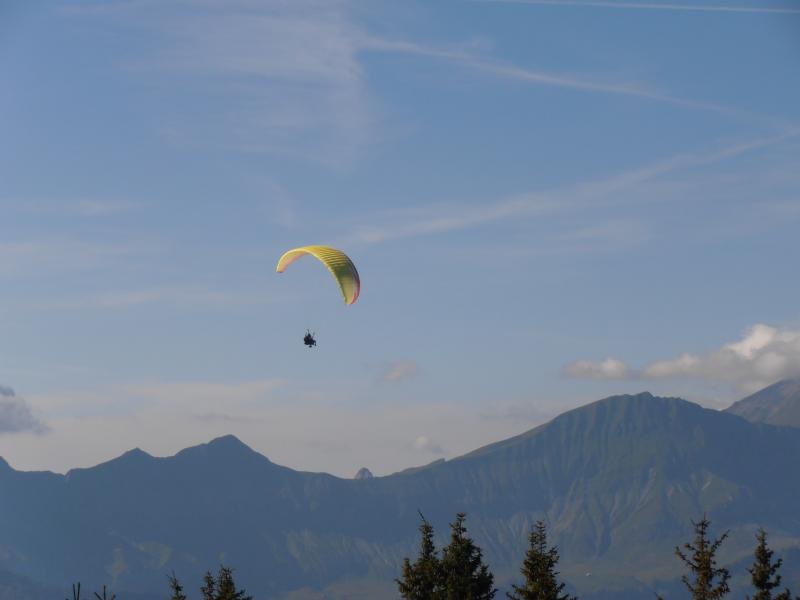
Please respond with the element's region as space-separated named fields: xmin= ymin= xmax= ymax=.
xmin=276 ymin=245 xmax=360 ymax=305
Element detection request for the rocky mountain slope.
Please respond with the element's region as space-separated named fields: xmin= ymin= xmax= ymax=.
xmin=726 ymin=378 xmax=800 ymax=427
xmin=2 ymin=389 xmax=799 ymax=599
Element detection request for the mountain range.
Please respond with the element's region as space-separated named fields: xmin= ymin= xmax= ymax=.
xmin=2 ymin=380 xmax=800 ymax=599
xmin=726 ymin=378 xmax=800 ymax=428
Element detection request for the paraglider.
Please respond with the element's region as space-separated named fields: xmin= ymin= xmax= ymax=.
xmin=275 ymin=245 xmax=360 ymax=305
xmin=303 ymin=330 xmax=317 ymax=348
xmin=276 ymin=245 xmax=360 ymax=347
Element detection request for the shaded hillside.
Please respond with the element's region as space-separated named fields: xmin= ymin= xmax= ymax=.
xmin=726 ymin=378 xmax=800 ymax=427
xmin=2 ymin=392 xmax=800 ymax=599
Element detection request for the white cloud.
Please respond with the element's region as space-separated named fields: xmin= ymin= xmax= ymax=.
xmin=412 ymin=435 xmax=444 ymax=455
xmin=0 ymin=386 xmax=48 ymax=435
xmin=641 ymin=324 xmax=800 ymax=392
xmin=565 ymin=324 xmax=800 ymax=393
xmin=380 ymin=361 xmax=419 ymax=383
xmin=563 ymin=358 xmax=629 ymax=380
xmin=642 ymin=353 xmax=701 ymax=378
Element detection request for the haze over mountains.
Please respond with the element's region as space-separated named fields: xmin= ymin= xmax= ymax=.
xmin=2 ymin=382 xmax=800 ymax=600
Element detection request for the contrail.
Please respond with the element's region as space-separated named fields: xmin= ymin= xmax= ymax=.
xmin=479 ymin=0 xmax=800 ymax=15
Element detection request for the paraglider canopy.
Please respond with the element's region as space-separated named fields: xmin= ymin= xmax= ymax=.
xmin=303 ymin=330 xmax=317 ymax=348
xmin=275 ymin=245 xmax=360 ymax=305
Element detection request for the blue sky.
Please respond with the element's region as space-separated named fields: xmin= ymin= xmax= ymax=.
xmin=1 ymin=0 xmax=799 ymax=476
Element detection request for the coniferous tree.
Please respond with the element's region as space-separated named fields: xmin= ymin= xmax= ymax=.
xmin=215 ymin=565 xmax=253 ymax=600
xmin=397 ymin=512 xmax=443 ymax=600
xmin=675 ymin=515 xmax=730 ymax=600
xmin=507 ymin=521 xmax=576 ymax=600
xmin=201 ymin=570 xmax=216 ymax=600
xmin=747 ymin=529 xmax=793 ymax=600
xmin=168 ymin=572 xmax=188 ymax=600
xmin=440 ymin=512 xmax=496 ymax=600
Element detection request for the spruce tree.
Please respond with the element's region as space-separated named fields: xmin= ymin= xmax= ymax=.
xmin=747 ymin=529 xmax=793 ymax=600
xmin=168 ymin=572 xmax=188 ymax=600
xmin=440 ymin=512 xmax=497 ymax=600
xmin=215 ymin=565 xmax=253 ymax=600
xmin=200 ymin=570 xmax=216 ymax=600
xmin=675 ymin=515 xmax=731 ymax=600
xmin=397 ymin=512 xmax=443 ymax=599
xmin=507 ymin=520 xmax=575 ymax=600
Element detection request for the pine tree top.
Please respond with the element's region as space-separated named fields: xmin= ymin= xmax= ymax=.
xmin=507 ymin=520 xmax=575 ymax=600
xmin=747 ymin=528 xmax=796 ymax=600
xmin=675 ymin=515 xmax=731 ymax=600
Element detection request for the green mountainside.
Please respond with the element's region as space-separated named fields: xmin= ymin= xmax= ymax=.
xmin=2 ymin=390 xmax=800 ymax=599
xmin=725 ymin=378 xmax=800 ymax=428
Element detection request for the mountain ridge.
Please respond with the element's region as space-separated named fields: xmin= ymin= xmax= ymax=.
xmin=2 ymin=387 xmax=799 ymax=599
xmin=725 ymin=378 xmax=800 ymax=427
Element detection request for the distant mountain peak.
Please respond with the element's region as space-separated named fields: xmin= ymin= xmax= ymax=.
xmin=208 ymin=434 xmax=250 ymax=449
xmin=206 ymin=434 xmax=262 ymax=456
xmin=176 ymin=434 xmax=268 ymax=463
xmin=122 ymin=447 xmax=152 ymax=459
xmin=725 ymin=378 xmax=800 ymax=427
xmin=354 ymin=467 xmax=373 ymax=479
xmin=559 ymin=390 xmax=695 ymax=423
xmin=459 ymin=391 xmax=705 ymax=462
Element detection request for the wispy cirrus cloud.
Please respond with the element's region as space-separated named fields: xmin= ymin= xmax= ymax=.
xmin=64 ymin=0 xmax=758 ymax=172
xmin=65 ymin=0 xmax=374 ymax=167
xmin=342 ymin=130 xmax=800 ymax=247
xmin=361 ymin=36 xmax=746 ymax=115
xmin=478 ymin=0 xmax=800 ymax=15
xmin=564 ymin=324 xmax=800 ymax=393
xmin=379 ymin=360 xmax=419 ymax=383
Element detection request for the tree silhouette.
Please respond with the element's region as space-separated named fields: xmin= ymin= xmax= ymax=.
xmin=675 ymin=515 xmax=730 ymax=600
xmin=440 ymin=512 xmax=496 ymax=600
xmin=747 ymin=529 xmax=794 ymax=600
xmin=168 ymin=572 xmax=188 ymax=600
xmin=215 ymin=566 xmax=252 ymax=600
xmin=397 ymin=511 xmax=443 ymax=599
xmin=200 ymin=570 xmax=216 ymax=600
xmin=507 ymin=520 xmax=576 ymax=600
